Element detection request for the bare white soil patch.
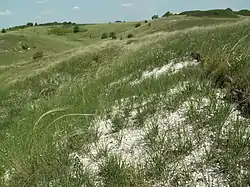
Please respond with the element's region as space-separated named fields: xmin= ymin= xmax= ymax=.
xmin=69 ymin=60 xmax=248 ymax=186
xmin=131 ymin=59 xmax=199 ymax=85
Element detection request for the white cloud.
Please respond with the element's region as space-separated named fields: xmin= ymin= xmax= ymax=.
xmin=36 ymin=0 xmax=48 ymax=4
xmin=72 ymin=6 xmax=80 ymax=10
xmin=121 ymin=3 xmax=135 ymax=8
xmin=0 ymin=10 xmax=13 ymax=16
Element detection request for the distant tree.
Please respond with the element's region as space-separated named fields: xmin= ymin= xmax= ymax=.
xmin=1 ymin=29 xmax=6 ymax=33
xmin=73 ymin=25 xmax=80 ymax=33
xmin=144 ymin=20 xmax=148 ymax=23
xmin=34 ymin=22 xmax=38 ymax=26
xmin=162 ymin=11 xmax=172 ymax=17
xmin=115 ymin=20 xmax=122 ymax=23
xmin=226 ymin=8 xmax=233 ymax=12
xmin=152 ymin=15 xmax=159 ymax=20
xmin=27 ymin=22 xmax=34 ymax=27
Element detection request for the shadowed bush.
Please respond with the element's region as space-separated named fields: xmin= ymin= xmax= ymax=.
xmin=32 ymin=51 xmax=43 ymax=60
xmin=127 ymin=33 xmax=133 ymax=38
xmin=101 ymin=33 xmax=108 ymax=39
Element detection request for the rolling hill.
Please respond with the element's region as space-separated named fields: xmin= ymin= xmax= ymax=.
xmin=0 ymin=13 xmax=250 ymax=187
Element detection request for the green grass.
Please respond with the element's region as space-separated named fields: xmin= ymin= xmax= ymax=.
xmin=179 ymin=9 xmax=239 ymax=18
xmin=0 ymin=15 xmax=250 ymax=186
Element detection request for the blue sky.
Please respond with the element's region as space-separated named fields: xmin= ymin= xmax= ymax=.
xmin=0 ymin=0 xmax=249 ymax=28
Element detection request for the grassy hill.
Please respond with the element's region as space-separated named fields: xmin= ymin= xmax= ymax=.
xmin=0 ymin=14 xmax=250 ymax=186
xmin=179 ymin=8 xmax=250 ymax=18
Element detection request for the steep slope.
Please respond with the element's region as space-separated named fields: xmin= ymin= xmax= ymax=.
xmin=0 ymin=18 xmax=250 ymax=186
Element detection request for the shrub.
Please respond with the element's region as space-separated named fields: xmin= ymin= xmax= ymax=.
xmin=48 ymin=27 xmax=71 ymax=36
xmin=226 ymin=8 xmax=233 ymax=12
xmin=33 ymin=51 xmax=43 ymax=60
xmin=152 ymin=15 xmax=159 ymax=20
xmin=101 ymin=33 xmax=108 ymax=39
xmin=26 ymin=22 xmax=34 ymax=27
xmin=127 ymin=33 xmax=133 ymax=38
xmin=73 ymin=25 xmax=80 ymax=33
xmin=111 ymin=35 xmax=117 ymax=40
xmin=109 ymin=32 xmax=116 ymax=38
xmin=162 ymin=11 xmax=172 ymax=17
xmin=135 ymin=23 xmax=141 ymax=28
xmin=21 ymin=43 xmax=29 ymax=50
xmin=144 ymin=20 xmax=148 ymax=23
xmin=148 ymin=23 xmax=151 ymax=27
xmin=1 ymin=29 xmax=6 ymax=33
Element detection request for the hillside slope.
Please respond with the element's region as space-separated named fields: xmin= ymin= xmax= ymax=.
xmin=0 ymin=17 xmax=250 ymax=186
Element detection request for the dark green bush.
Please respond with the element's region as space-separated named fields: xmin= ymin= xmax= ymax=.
xmin=33 ymin=51 xmax=43 ymax=60
xmin=162 ymin=11 xmax=172 ymax=17
xmin=109 ymin=32 xmax=116 ymax=38
xmin=1 ymin=29 xmax=6 ymax=33
xmin=73 ymin=25 xmax=80 ymax=33
xmin=26 ymin=22 xmax=34 ymax=27
xmin=135 ymin=23 xmax=141 ymax=28
xmin=101 ymin=33 xmax=108 ymax=39
xmin=21 ymin=43 xmax=29 ymax=50
xmin=152 ymin=15 xmax=159 ymax=20
xmin=111 ymin=35 xmax=117 ymax=40
xmin=127 ymin=34 xmax=133 ymax=38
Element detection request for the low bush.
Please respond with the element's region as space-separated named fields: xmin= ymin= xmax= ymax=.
xmin=101 ymin=33 xmax=108 ymax=39
xmin=1 ymin=29 xmax=6 ymax=33
xmin=127 ymin=34 xmax=133 ymax=38
xmin=21 ymin=43 xmax=29 ymax=50
xmin=33 ymin=51 xmax=43 ymax=60
xmin=109 ymin=32 xmax=116 ymax=38
xmin=48 ymin=27 xmax=72 ymax=36
xmin=73 ymin=25 xmax=80 ymax=33
xmin=111 ymin=35 xmax=117 ymax=40
xmin=135 ymin=23 xmax=141 ymax=28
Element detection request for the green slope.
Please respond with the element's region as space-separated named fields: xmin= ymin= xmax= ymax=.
xmin=0 ymin=17 xmax=250 ymax=186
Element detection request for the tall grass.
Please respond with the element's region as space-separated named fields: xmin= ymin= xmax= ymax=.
xmin=0 ymin=18 xmax=250 ymax=186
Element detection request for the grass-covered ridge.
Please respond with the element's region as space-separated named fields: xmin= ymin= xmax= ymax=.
xmin=0 ymin=15 xmax=250 ymax=186
xmin=179 ymin=8 xmax=250 ymax=18
xmin=179 ymin=9 xmax=239 ymax=18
